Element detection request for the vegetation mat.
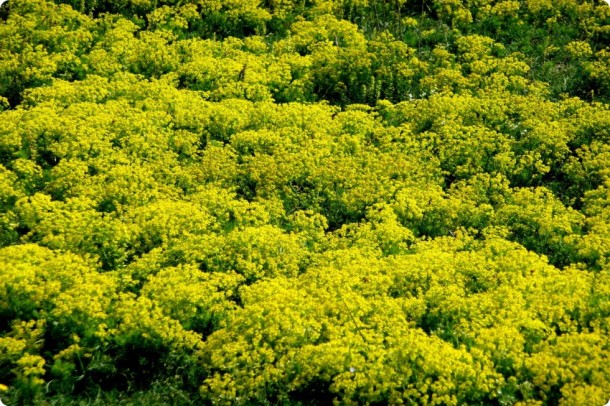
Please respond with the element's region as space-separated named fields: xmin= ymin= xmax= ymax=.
xmin=1 ymin=0 xmax=610 ymax=404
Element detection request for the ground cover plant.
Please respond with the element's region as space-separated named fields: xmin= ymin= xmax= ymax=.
xmin=1 ymin=0 xmax=610 ymax=404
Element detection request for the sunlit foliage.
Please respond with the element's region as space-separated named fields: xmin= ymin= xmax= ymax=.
xmin=1 ymin=0 xmax=610 ymax=403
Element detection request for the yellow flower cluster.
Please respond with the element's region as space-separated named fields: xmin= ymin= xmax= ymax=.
xmin=1 ymin=0 xmax=610 ymax=403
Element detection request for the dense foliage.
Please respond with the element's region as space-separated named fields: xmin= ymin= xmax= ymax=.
xmin=1 ymin=0 xmax=610 ymax=404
